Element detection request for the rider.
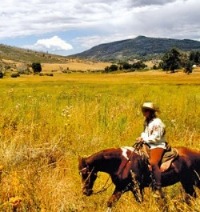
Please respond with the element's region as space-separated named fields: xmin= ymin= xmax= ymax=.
xmin=136 ymin=102 xmax=167 ymax=197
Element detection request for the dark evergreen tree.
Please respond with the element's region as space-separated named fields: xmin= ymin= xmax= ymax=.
xmin=31 ymin=62 xmax=42 ymax=73
xmin=189 ymin=51 xmax=200 ymax=64
xmin=161 ymin=48 xmax=181 ymax=73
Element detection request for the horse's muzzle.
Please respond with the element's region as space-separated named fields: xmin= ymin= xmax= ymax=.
xmin=83 ymin=188 xmax=93 ymax=196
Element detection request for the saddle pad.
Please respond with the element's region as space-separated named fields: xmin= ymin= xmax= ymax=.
xmin=160 ymin=148 xmax=178 ymax=172
xmin=161 ymin=148 xmax=178 ymax=164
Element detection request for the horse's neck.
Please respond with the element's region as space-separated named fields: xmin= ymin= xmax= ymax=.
xmin=86 ymin=151 xmax=120 ymax=173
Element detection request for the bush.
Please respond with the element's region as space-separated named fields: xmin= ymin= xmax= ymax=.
xmin=11 ymin=72 xmax=20 ymax=78
xmin=32 ymin=62 xmax=42 ymax=74
xmin=184 ymin=60 xmax=193 ymax=74
xmin=132 ymin=61 xmax=147 ymax=70
xmin=104 ymin=64 xmax=118 ymax=72
xmin=121 ymin=62 xmax=132 ymax=70
xmin=0 ymin=72 xmax=3 ymax=78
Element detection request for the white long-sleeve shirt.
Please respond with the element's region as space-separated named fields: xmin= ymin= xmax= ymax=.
xmin=141 ymin=117 xmax=167 ymax=149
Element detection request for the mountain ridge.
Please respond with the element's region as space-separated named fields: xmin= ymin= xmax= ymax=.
xmin=71 ymin=36 xmax=200 ymax=61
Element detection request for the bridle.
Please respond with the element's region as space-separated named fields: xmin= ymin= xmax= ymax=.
xmin=79 ymin=165 xmax=112 ymax=194
xmin=79 ymin=166 xmax=96 ymax=186
xmin=79 ymin=167 xmax=88 ymax=175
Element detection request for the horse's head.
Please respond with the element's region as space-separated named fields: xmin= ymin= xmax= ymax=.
xmin=78 ymin=156 xmax=97 ymax=196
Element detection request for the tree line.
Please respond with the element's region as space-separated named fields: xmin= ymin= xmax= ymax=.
xmin=104 ymin=49 xmax=200 ymax=74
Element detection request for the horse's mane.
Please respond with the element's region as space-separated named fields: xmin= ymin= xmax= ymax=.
xmin=86 ymin=148 xmax=121 ymax=162
xmin=85 ymin=148 xmax=122 ymax=164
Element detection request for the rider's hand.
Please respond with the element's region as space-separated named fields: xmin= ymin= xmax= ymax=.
xmin=136 ymin=137 xmax=143 ymax=143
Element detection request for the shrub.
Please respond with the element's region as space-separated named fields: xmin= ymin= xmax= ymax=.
xmin=11 ymin=72 xmax=20 ymax=78
xmin=132 ymin=61 xmax=147 ymax=70
xmin=184 ymin=60 xmax=193 ymax=74
xmin=104 ymin=64 xmax=118 ymax=72
xmin=0 ymin=72 xmax=3 ymax=78
xmin=122 ymin=62 xmax=132 ymax=70
xmin=32 ymin=63 xmax=42 ymax=74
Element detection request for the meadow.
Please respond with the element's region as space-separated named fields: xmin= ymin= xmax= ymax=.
xmin=0 ymin=71 xmax=200 ymax=211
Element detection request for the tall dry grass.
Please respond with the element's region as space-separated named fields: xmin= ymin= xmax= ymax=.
xmin=0 ymin=71 xmax=200 ymax=211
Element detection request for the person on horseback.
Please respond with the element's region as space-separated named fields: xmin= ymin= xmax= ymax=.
xmin=136 ymin=102 xmax=167 ymax=198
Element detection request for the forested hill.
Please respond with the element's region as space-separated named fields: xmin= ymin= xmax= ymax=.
xmin=71 ymin=36 xmax=200 ymax=61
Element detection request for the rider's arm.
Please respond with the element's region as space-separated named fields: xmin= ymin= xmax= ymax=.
xmin=141 ymin=119 xmax=165 ymax=144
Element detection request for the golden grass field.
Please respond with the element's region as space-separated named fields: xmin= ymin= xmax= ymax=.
xmin=42 ymin=60 xmax=111 ymax=72
xmin=0 ymin=69 xmax=200 ymax=211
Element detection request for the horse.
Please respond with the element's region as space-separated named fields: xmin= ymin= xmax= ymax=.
xmin=78 ymin=145 xmax=200 ymax=210
xmin=78 ymin=147 xmax=143 ymax=211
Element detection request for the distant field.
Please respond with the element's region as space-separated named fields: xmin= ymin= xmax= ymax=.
xmin=42 ymin=60 xmax=111 ymax=72
xmin=0 ymin=71 xmax=200 ymax=211
xmin=2 ymin=58 xmax=111 ymax=73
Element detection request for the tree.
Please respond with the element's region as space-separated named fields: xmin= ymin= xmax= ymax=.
xmin=121 ymin=62 xmax=132 ymax=70
xmin=161 ymin=48 xmax=181 ymax=73
xmin=31 ymin=62 xmax=42 ymax=74
xmin=184 ymin=60 xmax=193 ymax=74
xmin=132 ymin=61 xmax=147 ymax=70
xmin=189 ymin=51 xmax=200 ymax=65
xmin=104 ymin=64 xmax=118 ymax=72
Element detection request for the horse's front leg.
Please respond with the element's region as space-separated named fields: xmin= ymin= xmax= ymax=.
xmin=107 ymin=187 xmax=122 ymax=211
xmin=130 ymin=170 xmax=143 ymax=203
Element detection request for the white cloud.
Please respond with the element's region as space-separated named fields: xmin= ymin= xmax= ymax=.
xmin=23 ymin=36 xmax=73 ymax=54
xmin=0 ymin=0 xmax=200 ymax=55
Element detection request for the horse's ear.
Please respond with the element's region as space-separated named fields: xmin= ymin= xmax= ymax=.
xmin=78 ymin=156 xmax=83 ymax=163
xmin=78 ymin=156 xmax=86 ymax=165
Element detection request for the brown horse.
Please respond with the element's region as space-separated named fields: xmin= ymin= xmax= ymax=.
xmin=78 ymin=146 xmax=200 ymax=210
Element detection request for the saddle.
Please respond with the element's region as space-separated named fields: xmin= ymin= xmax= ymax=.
xmin=117 ymin=144 xmax=178 ymax=179
xmin=140 ymin=144 xmax=179 ymax=172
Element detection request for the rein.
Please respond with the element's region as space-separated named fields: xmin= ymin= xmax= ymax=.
xmin=80 ymin=166 xmax=112 ymax=194
xmin=133 ymin=141 xmax=144 ymax=153
xmin=194 ymin=169 xmax=200 ymax=181
xmin=93 ymin=176 xmax=112 ymax=195
xmin=133 ymin=141 xmax=150 ymax=161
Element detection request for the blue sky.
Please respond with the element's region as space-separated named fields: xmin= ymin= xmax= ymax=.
xmin=0 ymin=0 xmax=200 ymax=56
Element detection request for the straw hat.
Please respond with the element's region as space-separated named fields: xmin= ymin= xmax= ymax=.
xmin=141 ymin=102 xmax=159 ymax=112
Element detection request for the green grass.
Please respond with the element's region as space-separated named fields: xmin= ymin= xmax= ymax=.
xmin=0 ymin=72 xmax=200 ymax=211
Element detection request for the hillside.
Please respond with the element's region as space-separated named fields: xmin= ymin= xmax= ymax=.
xmin=72 ymin=36 xmax=200 ymax=61
xmin=0 ymin=44 xmax=110 ymax=72
xmin=0 ymin=44 xmax=68 ymax=63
